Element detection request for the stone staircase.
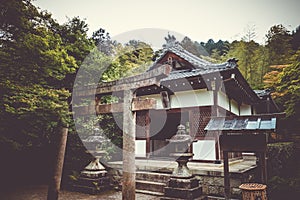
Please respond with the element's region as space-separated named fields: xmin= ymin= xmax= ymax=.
xmin=135 ymin=171 xmax=171 ymax=196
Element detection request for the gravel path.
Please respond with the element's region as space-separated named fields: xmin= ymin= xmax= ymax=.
xmin=0 ymin=185 xmax=160 ymax=200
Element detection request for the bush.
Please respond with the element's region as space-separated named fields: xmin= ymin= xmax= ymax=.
xmin=267 ymin=142 xmax=296 ymax=177
xmin=267 ymin=142 xmax=300 ymax=199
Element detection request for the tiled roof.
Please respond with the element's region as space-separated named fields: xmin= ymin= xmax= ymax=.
xmin=149 ymin=41 xmax=238 ymax=82
xmin=161 ymin=45 xmax=211 ymax=68
xmin=161 ymin=65 xmax=232 ymax=82
xmin=149 ymin=42 xmax=227 ymax=70
xmin=254 ymin=89 xmax=271 ymax=98
xmin=205 ymin=116 xmax=276 ymax=131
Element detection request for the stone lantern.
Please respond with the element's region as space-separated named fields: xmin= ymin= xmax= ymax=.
xmin=74 ymin=127 xmax=110 ymax=194
xmin=168 ymin=124 xmax=194 ymax=178
xmin=163 ymin=124 xmax=205 ymax=200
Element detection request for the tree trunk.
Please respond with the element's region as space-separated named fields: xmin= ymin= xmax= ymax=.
xmin=47 ymin=127 xmax=68 ymax=200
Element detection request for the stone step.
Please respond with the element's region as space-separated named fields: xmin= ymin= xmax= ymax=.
xmin=135 ymin=189 xmax=165 ymax=196
xmin=136 ymin=171 xmax=171 ymax=183
xmin=161 ymin=195 xmax=207 ymax=200
xmin=73 ymin=184 xmax=109 ymax=195
xmin=207 ymin=196 xmax=239 ymax=200
xmin=136 ymin=180 xmax=166 ymax=193
xmin=75 ymin=176 xmax=110 ymax=188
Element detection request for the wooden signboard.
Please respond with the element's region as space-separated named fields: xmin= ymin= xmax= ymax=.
xmin=219 ymin=134 xmax=267 ymax=152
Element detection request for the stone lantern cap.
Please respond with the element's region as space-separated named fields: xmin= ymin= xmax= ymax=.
xmin=168 ymin=124 xmax=193 ymax=144
xmin=83 ymin=128 xmax=108 ymax=143
xmin=82 ymin=127 xmax=109 ymax=152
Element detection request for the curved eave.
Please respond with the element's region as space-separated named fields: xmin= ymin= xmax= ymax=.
xmin=224 ymin=68 xmax=261 ymax=105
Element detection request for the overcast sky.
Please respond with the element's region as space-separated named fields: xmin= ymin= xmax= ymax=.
xmin=33 ymin=0 xmax=300 ymax=44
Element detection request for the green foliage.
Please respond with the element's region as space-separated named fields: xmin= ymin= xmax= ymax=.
xmin=101 ymin=40 xmax=154 ymax=81
xmin=277 ymin=52 xmax=300 ymax=114
xmin=266 ymin=24 xmax=293 ymax=65
xmin=267 ymin=142 xmax=300 ymax=200
xmin=181 ymin=36 xmax=210 ymax=57
xmin=75 ymin=47 xmax=113 ymax=86
xmin=92 ymin=28 xmax=115 ymax=55
xmin=224 ymin=40 xmax=264 ymax=88
xmin=291 ymin=25 xmax=300 ymax=51
xmin=74 ymin=114 xmax=122 ymax=157
xmin=268 ymin=176 xmax=300 ymax=200
xmin=267 ymin=142 xmax=295 ymax=177
xmin=199 ymin=39 xmax=229 ymax=57
xmin=0 ymin=0 xmax=78 ymax=152
xmin=0 ymin=1 xmax=77 ymax=87
xmin=263 ymin=50 xmax=300 ymax=131
xmin=50 ymin=17 xmax=96 ymax=90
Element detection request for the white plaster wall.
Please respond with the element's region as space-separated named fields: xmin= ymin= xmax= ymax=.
xmin=171 ymin=89 xmax=213 ymax=108
xmin=240 ymin=104 xmax=252 ymax=115
xmin=140 ymin=89 xmax=213 ymax=109
xmin=135 ymin=140 xmax=146 ymax=157
xmin=192 ymin=140 xmax=216 ymax=160
xmin=218 ymin=91 xmax=230 ymax=111
xmin=231 ymin=99 xmax=239 ymax=115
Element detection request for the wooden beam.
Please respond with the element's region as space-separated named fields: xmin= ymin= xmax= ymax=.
xmin=73 ymin=64 xmax=171 ymax=97
xmin=131 ymin=98 xmax=156 ymax=111
xmin=73 ymin=98 xmax=157 ymax=115
xmin=96 ymin=103 xmax=123 ymax=114
xmin=96 ymin=78 xmax=160 ymax=95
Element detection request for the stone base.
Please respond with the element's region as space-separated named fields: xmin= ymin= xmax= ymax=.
xmin=162 ymin=176 xmax=205 ymax=200
xmin=74 ymin=172 xmax=110 ymax=194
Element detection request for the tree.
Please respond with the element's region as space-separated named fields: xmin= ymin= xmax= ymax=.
xmin=263 ymin=50 xmax=300 ymax=132
xmin=291 ymin=25 xmax=300 ymax=51
xmin=49 ymin=17 xmax=96 ymax=90
xmin=266 ymin=24 xmax=293 ymax=65
xmin=204 ymin=39 xmax=215 ymax=55
xmin=254 ymin=45 xmax=271 ymax=88
xmin=181 ymin=36 xmax=201 ymax=57
xmin=0 ymin=0 xmax=77 ymax=191
xmin=224 ymin=33 xmax=269 ymax=89
xmin=242 ymin=24 xmax=257 ymax=42
xmin=92 ymin=28 xmax=115 ymax=55
xmin=210 ymin=40 xmax=230 ymax=61
xmin=101 ymin=40 xmax=154 ymax=81
xmin=274 ymin=51 xmax=300 ymax=131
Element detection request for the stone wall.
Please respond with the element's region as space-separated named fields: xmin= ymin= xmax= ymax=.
xmin=195 ymin=167 xmax=258 ymax=198
xmin=107 ymin=165 xmax=258 ymax=199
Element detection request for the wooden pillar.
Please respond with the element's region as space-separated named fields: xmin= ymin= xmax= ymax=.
xmin=223 ymin=150 xmax=230 ymax=200
xmin=259 ymin=152 xmax=267 ymax=184
xmin=216 ymin=133 xmax=220 ymax=160
xmin=267 ymin=97 xmax=270 ymax=113
xmin=145 ymin=110 xmax=151 ymax=158
xmin=47 ymin=127 xmax=68 ymax=200
xmin=228 ymin=98 xmax=232 ymax=113
xmin=122 ymin=90 xmax=136 ymax=200
xmin=212 ymin=80 xmax=218 ymax=117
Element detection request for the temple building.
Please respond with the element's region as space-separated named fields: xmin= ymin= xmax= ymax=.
xmin=128 ymin=39 xmax=279 ymax=161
